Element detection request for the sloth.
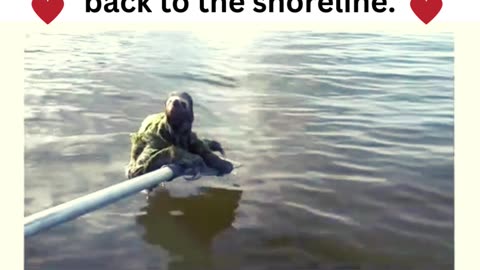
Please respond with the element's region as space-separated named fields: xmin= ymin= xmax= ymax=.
xmin=125 ymin=92 xmax=234 ymax=181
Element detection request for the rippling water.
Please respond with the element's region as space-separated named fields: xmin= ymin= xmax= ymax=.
xmin=24 ymin=31 xmax=454 ymax=270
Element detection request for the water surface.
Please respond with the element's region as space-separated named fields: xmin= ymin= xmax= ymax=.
xmin=25 ymin=31 xmax=454 ymax=270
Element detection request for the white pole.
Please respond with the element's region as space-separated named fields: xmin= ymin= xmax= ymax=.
xmin=24 ymin=165 xmax=181 ymax=238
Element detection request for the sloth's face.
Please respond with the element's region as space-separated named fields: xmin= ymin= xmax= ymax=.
xmin=165 ymin=93 xmax=193 ymax=130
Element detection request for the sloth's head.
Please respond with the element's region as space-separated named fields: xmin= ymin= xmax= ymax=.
xmin=164 ymin=92 xmax=194 ymax=133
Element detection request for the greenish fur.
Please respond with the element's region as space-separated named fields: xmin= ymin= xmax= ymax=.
xmin=126 ymin=112 xmax=231 ymax=179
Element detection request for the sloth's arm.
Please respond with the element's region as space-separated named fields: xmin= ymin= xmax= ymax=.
xmin=128 ymin=132 xmax=147 ymax=165
xmin=127 ymin=145 xmax=175 ymax=179
xmin=188 ymin=133 xmax=233 ymax=175
xmin=125 ymin=132 xmax=149 ymax=179
xmin=128 ymin=114 xmax=160 ymax=165
xmin=188 ymin=133 xmax=216 ymax=156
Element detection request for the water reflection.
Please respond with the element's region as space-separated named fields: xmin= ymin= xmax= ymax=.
xmin=136 ymin=187 xmax=242 ymax=270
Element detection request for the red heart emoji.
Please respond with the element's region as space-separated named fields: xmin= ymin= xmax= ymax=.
xmin=32 ymin=0 xmax=64 ymax=25
xmin=410 ymin=0 xmax=443 ymax=24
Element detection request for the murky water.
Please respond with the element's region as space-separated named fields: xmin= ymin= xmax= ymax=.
xmin=24 ymin=31 xmax=454 ymax=270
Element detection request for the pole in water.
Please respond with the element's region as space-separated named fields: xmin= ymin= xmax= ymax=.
xmin=24 ymin=164 xmax=184 ymax=238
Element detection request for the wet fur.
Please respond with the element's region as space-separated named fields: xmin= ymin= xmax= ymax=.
xmin=126 ymin=92 xmax=233 ymax=179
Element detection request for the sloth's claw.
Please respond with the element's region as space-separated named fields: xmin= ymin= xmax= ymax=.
xmin=183 ymin=167 xmax=202 ymax=181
